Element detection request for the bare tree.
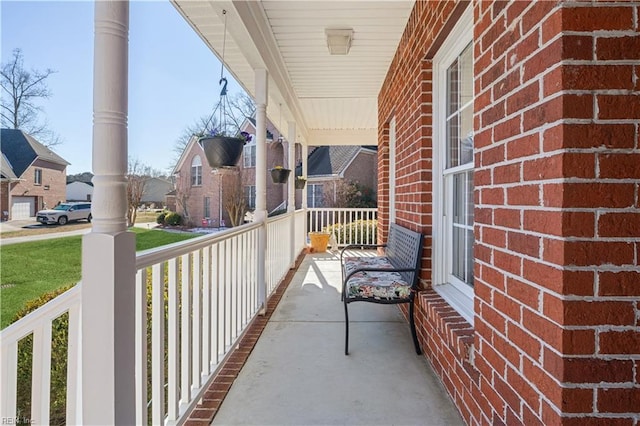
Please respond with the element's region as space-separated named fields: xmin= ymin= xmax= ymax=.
xmin=173 ymin=170 xmax=192 ymax=226
xmin=0 ymin=48 xmax=61 ymax=147
xmin=223 ymin=168 xmax=248 ymax=227
xmin=126 ymin=158 xmax=148 ymax=226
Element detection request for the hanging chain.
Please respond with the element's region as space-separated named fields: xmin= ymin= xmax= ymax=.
xmin=203 ymin=9 xmax=231 ymax=135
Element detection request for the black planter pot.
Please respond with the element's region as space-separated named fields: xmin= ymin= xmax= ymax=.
xmin=200 ymin=136 xmax=245 ymax=168
xmin=294 ymin=179 xmax=306 ymax=189
xmin=270 ymin=168 xmax=291 ymax=184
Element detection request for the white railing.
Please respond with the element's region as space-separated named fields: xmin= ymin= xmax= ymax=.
xmin=0 ymin=215 xmax=305 ymax=425
xmin=135 ymin=221 xmax=262 ymax=425
xmin=266 ymin=212 xmax=294 ymax=296
xmin=2 ymin=208 xmax=376 ymax=424
xmin=0 ymin=285 xmax=82 ymax=425
xmin=307 ymin=208 xmax=378 ymax=247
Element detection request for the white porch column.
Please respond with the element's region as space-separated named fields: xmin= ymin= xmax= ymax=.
xmin=287 ymin=121 xmax=296 ymax=267
xmin=301 ymin=143 xmax=308 ymax=248
xmin=254 ymin=69 xmax=268 ymax=314
xmin=82 ymin=2 xmax=136 ymax=425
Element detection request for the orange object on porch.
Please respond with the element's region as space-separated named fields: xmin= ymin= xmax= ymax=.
xmin=308 ymin=232 xmax=330 ymax=252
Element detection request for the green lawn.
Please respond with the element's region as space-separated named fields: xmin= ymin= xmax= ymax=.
xmin=0 ymin=228 xmax=201 ymax=328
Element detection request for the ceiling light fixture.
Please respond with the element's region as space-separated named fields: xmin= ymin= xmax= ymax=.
xmin=325 ymin=28 xmax=353 ymax=55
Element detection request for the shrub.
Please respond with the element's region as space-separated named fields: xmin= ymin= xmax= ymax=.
xmin=324 ymin=219 xmax=377 ymax=246
xmin=13 ymin=285 xmax=74 ymax=426
xmin=156 ymin=210 xmax=168 ymax=224
xmin=164 ymin=212 xmax=182 ymax=226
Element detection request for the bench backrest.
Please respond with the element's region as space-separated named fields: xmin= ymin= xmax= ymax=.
xmin=385 ymin=223 xmax=424 ymax=288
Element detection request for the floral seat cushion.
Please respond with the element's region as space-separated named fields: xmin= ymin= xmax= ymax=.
xmin=343 ymin=256 xmax=411 ymax=300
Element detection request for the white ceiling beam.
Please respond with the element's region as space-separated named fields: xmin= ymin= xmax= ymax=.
xmin=307 ymin=129 xmax=378 ymax=146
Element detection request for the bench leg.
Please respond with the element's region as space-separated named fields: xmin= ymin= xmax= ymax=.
xmin=409 ymin=297 xmax=421 ymax=355
xmin=344 ymin=298 xmax=350 ymax=355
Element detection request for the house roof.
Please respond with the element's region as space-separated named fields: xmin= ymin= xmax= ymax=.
xmin=67 ymin=180 xmax=94 ymax=187
xmin=1 ymin=154 xmax=18 ymax=180
xmin=0 ymin=128 xmax=69 ymax=178
xmin=142 ymin=177 xmax=173 ymax=202
xmin=304 ymin=145 xmax=376 ymax=177
xmin=245 ymin=117 xmax=275 ymax=140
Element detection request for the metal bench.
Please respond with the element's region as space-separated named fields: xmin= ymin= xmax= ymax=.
xmin=340 ymin=223 xmax=424 ymax=355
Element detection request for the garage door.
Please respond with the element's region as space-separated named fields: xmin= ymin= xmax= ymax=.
xmin=11 ymin=196 xmax=35 ymax=219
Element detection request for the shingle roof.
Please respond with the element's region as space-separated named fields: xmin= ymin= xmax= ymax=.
xmin=1 ymin=154 xmax=18 ymax=180
xmin=306 ymin=145 xmax=361 ymax=176
xmin=0 ymin=128 xmax=69 ymax=177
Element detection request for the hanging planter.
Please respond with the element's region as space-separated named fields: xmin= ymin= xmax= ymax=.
xmin=270 ymin=167 xmax=291 ymax=184
xmin=295 ymin=176 xmax=307 ymax=189
xmin=200 ymin=136 xmax=245 ymax=168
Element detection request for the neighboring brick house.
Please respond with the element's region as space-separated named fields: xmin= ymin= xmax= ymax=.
xmin=301 ymin=145 xmax=377 ymax=208
xmin=0 ymin=128 xmax=69 ymax=219
xmin=172 ymin=117 xmax=291 ymax=227
xmin=376 ymin=2 xmax=640 ymax=425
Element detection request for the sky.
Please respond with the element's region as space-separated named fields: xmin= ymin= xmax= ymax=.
xmin=1 ymin=1 xmax=244 ymax=175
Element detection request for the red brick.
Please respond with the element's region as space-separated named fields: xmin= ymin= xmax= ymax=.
xmin=563 ymin=35 xmax=593 ymax=60
xmin=544 ymin=183 xmax=635 ymax=209
xmin=493 ymin=68 xmax=522 ymax=100
xmin=523 ymin=153 xmax=595 ymax=181
xmin=493 ymin=163 xmax=520 ymax=184
xmin=599 ymin=271 xmax=640 ymax=297
xmin=598 ymin=212 xmax=640 ymax=238
xmin=599 ymin=330 xmax=640 ymax=355
xmin=494 ymin=207 xmax=521 ymax=229
xmin=482 ymin=226 xmax=507 ymax=248
xmin=506 ymin=133 xmax=540 ymax=160
xmin=598 ymin=154 xmax=640 ymax=179
xmin=552 ymin=123 xmax=636 ymax=150
xmin=598 ymin=388 xmax=640 ymax=413
xmin=506 ymin=81 xmax=539 ymax=115
xmin=565 ymin=300 xmax=636 ymax=326
xmin=522 ymin=1 xmax=557 ymax=34
xmin=493 ymin=290 xmax=521 ymax=322
xmin=562 ymin=6 xmax=635 ymax=31
xmin=506 ymin=185 xmax=539 ymax=206
xmin=507 ymin=231 xmax=540 ymax=258
xmin=597 ymin=35 xmax=640 ymax=60
xmin=523 ymin=310 xmax=562 ymax=351
xmin=523 ymin=210 xmax=595 ymax=238
xmin=494 ymin=116 xmax=522 ymax=141
xmin=562 ymin=329 xmax=596 ymax=356
xmin=523 ymin=357 xmax=563 ymax=408
xmin=562 ymin=65 xmax=635 ymax=91
xmin=563 ymin=358 xmax=635 ymax=384
xmin=562 ymin=240 xmax=635 ymax=267
xmin=508 ymin=322 xmax=541 ymax=360
xmin=598 ymin=94 xmax=640 ymax=120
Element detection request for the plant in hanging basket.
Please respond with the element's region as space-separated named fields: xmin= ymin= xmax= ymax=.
xmin=199 ymin=129 xmax=252 ymax=168
xmin=295 ymin=176 xmax=307 ymax=189
xmin=270 ymin=166 xmax=291 ymax=184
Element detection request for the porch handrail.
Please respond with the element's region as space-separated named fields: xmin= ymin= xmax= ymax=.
xmin=307 ymin=207 xmax=377 ymax=247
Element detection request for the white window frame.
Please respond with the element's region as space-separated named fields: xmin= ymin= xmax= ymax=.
xmin=433 ymin=5 xmax=475 ymax=325
xmin=307 ymin=183 xmax=324 ymax=208
xmin=191 ymin=155 xmax=202 ymax=186
xmin=243 ymin=141 xmax=256 ymax=168
xmin=245 ymin=185 xmax=256 ymax=210
xmin=388 ymin=117 xmax=397 ymax=224
xmin=34 ymin=168 xmax=42 ymax=185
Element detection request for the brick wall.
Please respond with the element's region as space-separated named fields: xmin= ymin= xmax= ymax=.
xmin=379 ymin=1 xmax=639 ymax=424
xmin=343 ymin=150 xmax=378 ymax=193
xmin=10 ymin=160 xmax=66 ymax=214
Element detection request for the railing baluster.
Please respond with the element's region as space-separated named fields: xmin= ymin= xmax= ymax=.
xmin=180 ymin=254 xmax=191 ymax=406
xmin=151 ymin=263 xmax=165 ymax=425
xmin=31 ymin=323 xmax=51 ymax=426
xmin=167 ymin=258 xmax=180 ymax=422
xmin=225 ymin=240 xmax=232 ymax=350
xmin=135 ymin=269 xmax=148 ymax=425
xmin=66 ymin=302 xmax=81 ymax=424
xmin=211 ymin=243 xmax=219 ymax=367
xmin=0 ymin=341 xmax=18 ymax=419
xmin=201 ymin=247 xmax=211 ymax=377
xmin=192 ymin=250 xmax=202 ymax=389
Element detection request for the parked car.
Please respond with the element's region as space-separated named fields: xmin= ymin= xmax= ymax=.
xmin=36 ymin=202 xmax=92 ymax=225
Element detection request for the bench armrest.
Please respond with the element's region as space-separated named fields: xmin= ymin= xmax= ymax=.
xmin=340 ymin=244 xmax=386 ymax=263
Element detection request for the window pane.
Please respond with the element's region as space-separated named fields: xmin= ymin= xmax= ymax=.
xmin=460 ymin=43 xmax=473 ymax=107
xmin=452 ymin=225 xmax=466 ymax=282
xmin=447 ymin=58 xmax=459 ymax=116
xmin=460 ymin=105 xmax=473 ymax=165
xmin=447 ymin=114 xmax=459 ymax=168
xmin=466 ymin=229 xmax=474 ymax=286
xmin=466 ymin=171 xmax=474 ymax=226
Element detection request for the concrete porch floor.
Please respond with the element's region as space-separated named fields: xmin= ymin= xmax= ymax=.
xmin=212 ymin=251 xmax=464 ymax=425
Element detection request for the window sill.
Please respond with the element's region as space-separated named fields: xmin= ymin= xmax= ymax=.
xmin=433 ymin=282 xmax=474 ymax=326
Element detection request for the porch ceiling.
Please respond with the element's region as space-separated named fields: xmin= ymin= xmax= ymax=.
xmin=171 ymin=0 xmax=415 ymax=146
